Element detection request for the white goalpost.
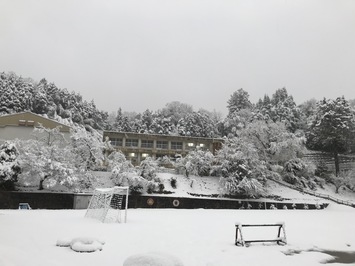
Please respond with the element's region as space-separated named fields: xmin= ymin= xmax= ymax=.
xmin=85 ymin=186 xmax=129 ymax=223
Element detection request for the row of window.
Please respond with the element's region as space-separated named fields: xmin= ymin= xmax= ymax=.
xmin=109 ymin=138 xmax=204 ymax=150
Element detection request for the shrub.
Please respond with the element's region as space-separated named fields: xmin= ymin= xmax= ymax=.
xmin=126 ymin=175 xmax=146 ymax=195
xmin=158 ymin=183 xmax=165 ymax=193
xmin=140 ymin=156 xmax=158 ymax=181
xmin=220 ymin=176 xmax=265 ymax=198
xmin=170 ymin=177 xmax=177 ymax=189
xmin=146 ymin=181 xmax=158 ymax=194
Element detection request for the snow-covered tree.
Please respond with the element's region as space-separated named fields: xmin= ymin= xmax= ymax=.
xmin=175 ymin=156 xmax=194 ymax=178
xmin=0 ymin=141 xmax=20 ymax=190
xmin=227 ymin=88 xmax=252 ymax=115
xmin=214 ymin=137 xmax=266 ymax=198
xmin=159 ymin=101 xmax=194 ymax=126
xmin=139 ymin=156 xmax=158 ymax=180
xmin=151 ymin=115 xmax=175 ymax=135
xmin=139 ymin=109 xmax=154 ymax=133
xmin=70 ymin=127 xmax=105 ymax=170
xmin=32 ymin=125 xmax=68 ymax=146
xmin=16 ymin=127 xmax=76 ymax=190
xmin=283 ymin=158 xmax=316 ymax=188
xmin=298 ymin=98 xmax=317 ymax=129
xmin=255 ymin=88 xmax=302 ymax=132
xmin=328 ymin=172 xmax=354 ymax=193
xmin=240 ymin=120 xmax=306 ymax=166
xmin=222 ymin=108 xmax=254 ymax=137
xmin=190 ymin=149 xmax=214 ymax=176
xmin=108 ymin=150 xmax=135 ymax=185
xmin=177 ymin=111 xmax=216 ymax=137
xmin=0 ymin=71 xmax=109 ymax=130
xmin=306 ymin=97 xmax=355 ymax=176
xmin=17 ymin=139 xmax=76 ymax=190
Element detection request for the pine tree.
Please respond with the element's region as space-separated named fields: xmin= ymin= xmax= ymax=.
xmin=307 ymin=97 xmax=355 ymax=176
xmin=255 ymin=88 xmax=301 ymax=132
xmin=227 ymin=88 xmax=252 ymax=115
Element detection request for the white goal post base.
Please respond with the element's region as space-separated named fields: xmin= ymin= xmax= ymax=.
xmin=85 ymin=186 xmax=129 ymax=223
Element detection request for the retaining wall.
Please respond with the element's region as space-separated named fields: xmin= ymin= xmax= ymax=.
xmin=0 ymin=191 xmax=328 ymax=210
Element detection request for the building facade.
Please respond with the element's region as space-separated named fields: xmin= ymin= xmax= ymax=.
xmin=0 ymin=112 xmax=71 ymax=143
xmin=103 ymin=131 xmax=223 ymax=165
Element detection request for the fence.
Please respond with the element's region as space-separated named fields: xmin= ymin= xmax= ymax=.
xmin=269 ymin=178 xmax=355 ymax=208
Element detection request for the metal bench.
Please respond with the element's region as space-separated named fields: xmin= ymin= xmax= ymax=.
xmin=235 ymin=222 xmax=287 ymax=246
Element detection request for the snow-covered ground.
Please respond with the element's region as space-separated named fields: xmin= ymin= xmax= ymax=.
xmin=1 ymin=204 xmax=355 ymax=266
xmin=4 ymin=173 xmax=355 ymax=265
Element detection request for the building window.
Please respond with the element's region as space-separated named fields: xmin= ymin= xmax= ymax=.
xmin=171 ymin=141 xmax=183 ymax=150
xmin=199 ymin=143 xmax=205 ymax=148
xmin=141 ymin=153 xmax=149 ymax=158
xmin=129 ymin=152 xmax=136 ymax=157
xmin=187 ymin=142 xmax=194 ymax=147
xmin=125 ymin=139 xmax=138 ymax=147
xmin=141 ymin=140 xmax=154 ymax=148
xmin=110 ymin=138 xmax=122 ymax=147
xmin=156 ymin=140 xmax=168 ymax=149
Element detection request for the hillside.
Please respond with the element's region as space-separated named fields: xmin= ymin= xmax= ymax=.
xmin=148 ymin=173 xmax=355 ymax=206
xmin=27 ymin=171 xmax=355 ymax=207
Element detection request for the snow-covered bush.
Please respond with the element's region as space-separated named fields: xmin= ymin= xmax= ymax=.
xmin=315 ymin=160 xmax=331 ymax=179
xmin=70 ymin=127 xmax=105 ymax=171
xmin=175 ymin=149 xmax=214 ymax=177
xmin=146 ymin=180 xmax=158 ymax=194
xmin=283 ymin=172 xmax=302 ymax=187
xmin=109 ymin=150 xmax=134 ymax=186
xmin=139 ymin=156 xmax=158 ymax=180
xmin=0 ymin=141 xmax=21 ymax=190
xmin=220 ymin=176 xmax=265 ymax=198
xmin=127 ymin=175 xmax=145 ymax=194
xmin=16 ymin=136 xmax=76 ymax=190
xmin=170 ymin=177 xmax=177 ymax=189
xmin=175 ymin=157 xmax=193 ymax=178
xmin=213 ymin=137 xmax=267 ymax=198
xmin=283 ymin=158 xmax=317 ymax=189
xmin=156 ymin=155 xmax=174 ymax=168
xmin=328 ymin=172 xmax=353 ymax=193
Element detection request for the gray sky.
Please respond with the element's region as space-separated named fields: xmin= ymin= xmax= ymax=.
xmin=1 ymin=0 xmax=355 ymax=116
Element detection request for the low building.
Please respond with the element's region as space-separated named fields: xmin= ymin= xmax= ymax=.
xmin=0 ymin=112 xmax=71 ymax=143
xmin=103 ymin=131 xmax=223 ymax=165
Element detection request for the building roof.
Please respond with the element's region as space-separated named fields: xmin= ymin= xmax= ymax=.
xmin=104 ymin=130 xmax=224 ymax=142
xmin=0 ymin=111 xmax=71 ymax=132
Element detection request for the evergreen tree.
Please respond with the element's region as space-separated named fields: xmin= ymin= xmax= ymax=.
xmin=159 ymin=101 xmax=193 ymax=126
xmin=0 ymin=141 xmax=21 ymax=190
xmin=255 ymin=88 xmax=301 ymax=132
xmin=306 ymin=97 xmax=355 ymax=176
xmin=227 ymin=88 xmax=252 ymax=115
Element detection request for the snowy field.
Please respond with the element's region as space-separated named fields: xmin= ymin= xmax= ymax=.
xmin=1 ymin=204 xmax=355 ymax=266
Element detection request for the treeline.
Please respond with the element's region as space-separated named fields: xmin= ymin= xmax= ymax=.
xmin=0 ymin=72 xmax=109 ymax=130
xmin=2 ymin=72 xmax=355 ymax=194
xmin=1 ymin=72 xmax=355 ymax=157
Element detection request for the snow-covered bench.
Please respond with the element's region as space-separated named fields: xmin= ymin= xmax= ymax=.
xmin=235 ymin=222 xmax=287 ymax=246
xmin=18 ymin=203 xmax=31 ymax=210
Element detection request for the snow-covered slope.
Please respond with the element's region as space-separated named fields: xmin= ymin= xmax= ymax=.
xmin=145 ymin=173 xmax=355 ymax=206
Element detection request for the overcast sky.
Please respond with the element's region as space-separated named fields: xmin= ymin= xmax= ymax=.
xmin=1 ymin=0 xmax=355 ymax=116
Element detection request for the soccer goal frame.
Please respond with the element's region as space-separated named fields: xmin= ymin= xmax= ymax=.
xmin=85 ymin=186 xmax=129 ymax=223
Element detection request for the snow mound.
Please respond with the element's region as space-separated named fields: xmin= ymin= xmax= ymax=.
xmin=123 ymin=252 xmax=184 ymax=266
xmin=56 ymin=238 xmax=72 ymax=247
xmin=324 ymin=203 xmax=355 ymax=212
xmin=56 ymin=237 xmax=105 ymax=253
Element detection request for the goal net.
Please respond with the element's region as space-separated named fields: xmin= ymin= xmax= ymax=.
xmin=85 ymin=186 xmax=129 ymax=223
